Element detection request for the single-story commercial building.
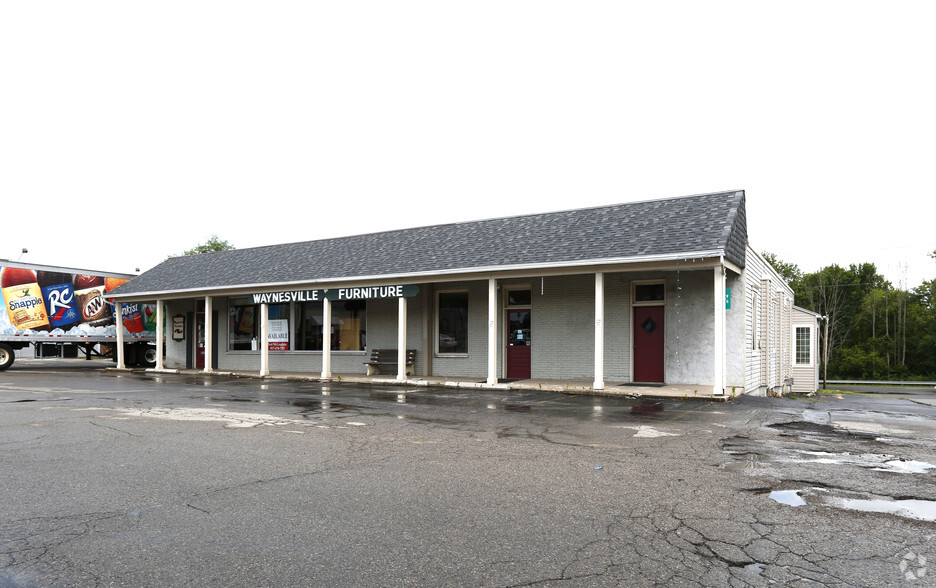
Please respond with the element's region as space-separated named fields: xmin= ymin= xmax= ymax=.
xmin=109 ymin=190 xmax=820 ymax=396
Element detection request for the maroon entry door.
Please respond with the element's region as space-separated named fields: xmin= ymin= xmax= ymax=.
xmin=195 ymin=312 xmax=206 ymax=369
xmin=633 ymin=306 xmax=664 ymax=383
xmin=506 ymin=309 xmax=531 ymax=379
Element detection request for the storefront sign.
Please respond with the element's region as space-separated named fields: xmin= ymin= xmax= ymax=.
xmin=251 ymin=285 xmax=419 ymax=305
xmin=172 ymin=315 xmax=185 ymax=341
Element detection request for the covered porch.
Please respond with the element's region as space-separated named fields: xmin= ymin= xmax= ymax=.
xmin=130 ymin=365 xmax=727 ymax=401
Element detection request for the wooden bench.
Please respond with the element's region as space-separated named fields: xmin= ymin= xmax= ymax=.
xmin=364 ymin=348 xmax=416 ymax=376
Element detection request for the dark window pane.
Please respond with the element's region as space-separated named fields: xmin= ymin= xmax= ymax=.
xmin=635 ymin=283 xmax=665 ymax=302
xmin=228 ymin=305 xmax=257 ymax=350
xmin=509 ymin=309 xmax=531 ymax=346
xmin=438 ymin=292 xmax=468 ymax=353
xmin=508 ymin=290 xmax=531 ymax=306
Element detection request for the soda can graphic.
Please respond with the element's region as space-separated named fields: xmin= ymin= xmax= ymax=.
xmin=121 ymin=303 xmax=145 ymax=334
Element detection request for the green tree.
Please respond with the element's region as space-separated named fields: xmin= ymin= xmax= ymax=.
xmin=184 ymin=235 xmax=234 ymax=256
xmin=762 ymin=252 xmax=803 ymax=286
xmin=772 ymin=250 xmax=935 ymax=380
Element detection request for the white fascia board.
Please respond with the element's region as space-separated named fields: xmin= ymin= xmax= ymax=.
xmin=1 ymin=260 xmax=138 ymax=279
xmin=108 ymin=249 xmax=726 ymax=301
xmin=793 ymin=305 xmax=823 ymax=320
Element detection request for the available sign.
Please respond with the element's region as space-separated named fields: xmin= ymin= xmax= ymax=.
xmin=251 ymin=285 xmax=419 ymax=305
xmin=268 ymin=319 xmax=289 ymax=351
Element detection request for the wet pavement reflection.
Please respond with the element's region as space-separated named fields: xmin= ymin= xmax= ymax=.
xmin=107 ymin=372 xmax=712 ymax=430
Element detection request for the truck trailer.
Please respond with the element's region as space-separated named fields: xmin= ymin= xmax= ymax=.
xmin=0 ymin=260 xmax=156 ymax=371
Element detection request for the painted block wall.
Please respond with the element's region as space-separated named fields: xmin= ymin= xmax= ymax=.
xmin=725 ymin=272 xmax=746 ymax=391
xmin=163 ymin=299 xmax=189 ymax=370
xmin=361 ymin=295 xmax=426 ymax=376
xmin=531 ymin=274 xmax=629 ymax=381
xmin=655 ymin=269 xmax=715 ymax=386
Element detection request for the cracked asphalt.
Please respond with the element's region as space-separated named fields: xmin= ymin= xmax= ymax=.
xmin=2 ymin=361 xmax=936 ymax=587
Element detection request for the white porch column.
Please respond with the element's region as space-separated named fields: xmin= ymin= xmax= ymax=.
xmin=204 ymin=296 xmax=213 ymax=373
xmin=593 ymin=272 xmax=605 ymax=390
xmin=321 ymin=298 xmax=332 ymax=379
xmin=487 ymin=278 xmax=498 ymax=385
xmin=397 ymin=297 xmax=407 ymax=381
xmin=155 ymin=300 xmax=164 ymax=370
xmin=260 ymin=303 xmax=270 ymax=377
xmin=713 ymin=264 xmax=726 ymax=395
xmin=115 ymin=302 xmax=125 ymax=369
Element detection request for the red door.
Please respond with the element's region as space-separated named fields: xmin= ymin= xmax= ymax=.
xmin=195 ymin=312 xmax=206 ymax=369
xmin=506 ymin=309 xmax=531 ymax=379
xmin=633 ymin=306 xmax=664 ymax=383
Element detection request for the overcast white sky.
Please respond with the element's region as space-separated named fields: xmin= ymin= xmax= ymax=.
xmin=2 ymin=2 xmax=933 ymax=288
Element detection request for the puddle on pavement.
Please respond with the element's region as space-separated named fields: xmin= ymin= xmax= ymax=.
xmin=504 ymin=404 xmax=531 ymax=412
xmin=765 ymin=487 xmax=936 ymax=522
xmin=631 ymin=402 xmax=664 ymax=415
xmin=782 ymin=450 xmax=936 ymax=474
xmin=829 ymin=496 xmax=936 ymax=521
xmin=724 ymin=434 xmax=936 ymax=475
xmin=291 ymin=399 xmax=360 ymax=417
xmin=723 ymin=453 xmax=768 ymax=471
xmin=769 ymin=490 xmax=807 ymax=506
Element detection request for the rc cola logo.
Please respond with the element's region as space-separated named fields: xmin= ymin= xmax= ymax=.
xmin=37 ymin=272 xmax=79 ymax=330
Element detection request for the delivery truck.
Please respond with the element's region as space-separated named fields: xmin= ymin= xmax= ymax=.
xmin=0 ymin=260 xmax=157 ymax=371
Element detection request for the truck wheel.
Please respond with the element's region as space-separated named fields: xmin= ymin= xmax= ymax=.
xmin=0 ymin=343 xmax=14 ymax=371
xmin=140 ymin=344 xmax=157 ymax=368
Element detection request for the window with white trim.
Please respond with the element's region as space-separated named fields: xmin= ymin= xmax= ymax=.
xmin=752 ymin=288 xmax=760 ymax=350
xmin=794 ymin=325 xmax=813 ymax=366
xmin=633 ymin=281 xmax=665 ymax=305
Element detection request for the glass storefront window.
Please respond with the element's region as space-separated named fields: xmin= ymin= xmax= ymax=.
xmin=227 ymin=298 xmax=290 ymax=351
xmin=229 ymin=300 xmax=257 ymax=351
xmin=437 ymin=291 xmax=468 ymax=354
xmin=296 ymin=300 xmax=366 ymax=351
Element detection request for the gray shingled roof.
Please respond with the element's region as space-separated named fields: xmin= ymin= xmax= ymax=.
xmin=111 ymin=191 xmax=747 ymax=297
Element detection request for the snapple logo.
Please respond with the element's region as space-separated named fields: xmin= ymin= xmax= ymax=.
xmin=9 ymin=297 xmax=42 ymax=311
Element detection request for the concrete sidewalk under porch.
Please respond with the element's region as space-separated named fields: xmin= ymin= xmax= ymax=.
xmin=136 ymin=367 xmax=729 ymax=400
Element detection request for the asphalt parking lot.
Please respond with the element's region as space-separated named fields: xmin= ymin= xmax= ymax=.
xmin=2 ymin=361 xmax=936 ymax=586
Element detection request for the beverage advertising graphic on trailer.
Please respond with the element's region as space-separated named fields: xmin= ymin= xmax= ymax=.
xmin=0 ymin=264 xmax=154 ymax=335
